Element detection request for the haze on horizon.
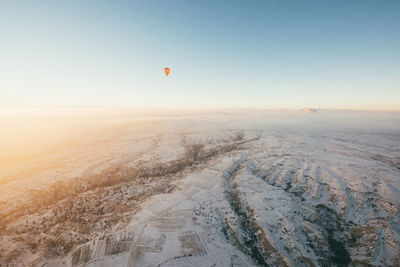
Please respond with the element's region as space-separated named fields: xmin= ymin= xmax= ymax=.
xmin=1 ymin=0 xmax=399 ymax=110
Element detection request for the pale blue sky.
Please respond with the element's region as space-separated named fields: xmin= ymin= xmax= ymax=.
xmin=1 ymin=0 xmax=399 ymax=109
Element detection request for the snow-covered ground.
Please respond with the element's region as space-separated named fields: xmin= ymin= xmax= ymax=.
xmin=0 ymin=109 xmax=399 ymax=266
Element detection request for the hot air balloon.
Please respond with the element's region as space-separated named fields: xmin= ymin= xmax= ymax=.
xmin=164 ymin=67 xmax=170 ymax=76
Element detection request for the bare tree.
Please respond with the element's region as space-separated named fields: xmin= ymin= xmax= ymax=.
xmin=185 ymin=143 xmax=205 ymax=162
xmin=233 ymin=131 xmax=245 ymax=141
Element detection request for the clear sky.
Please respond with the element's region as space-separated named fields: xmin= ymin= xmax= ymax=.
xmin=1 ymin=0 xmax=399 ymax=110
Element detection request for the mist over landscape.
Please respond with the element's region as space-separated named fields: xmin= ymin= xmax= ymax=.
xmin=0 ymin=109 xmax=399 ymax=266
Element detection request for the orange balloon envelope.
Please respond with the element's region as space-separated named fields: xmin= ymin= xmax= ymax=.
xmin=164 ymin=67 xmax=170 ymax=76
